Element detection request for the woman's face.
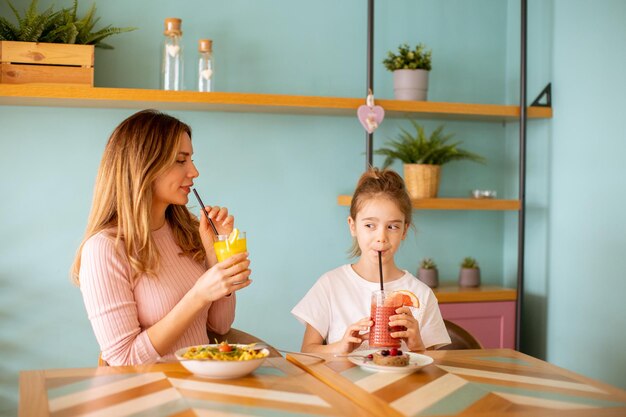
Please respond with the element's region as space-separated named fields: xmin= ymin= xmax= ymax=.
xmin=152 ymin=132 xmax=199 ymax=209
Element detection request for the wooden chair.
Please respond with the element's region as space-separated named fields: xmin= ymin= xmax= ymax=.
xmin=98 ymin=327 xmax=279 ymax=365
xmin=440 ymin=319 xmax=483 ymax=350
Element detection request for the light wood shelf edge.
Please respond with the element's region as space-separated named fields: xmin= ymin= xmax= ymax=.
xmin=0 ymin=84 xmax=552 ymax=120
xmin=434 ymin=285 xmax=517 ymax=303
xmin=337 ymin=195 xmax=521 ymax=211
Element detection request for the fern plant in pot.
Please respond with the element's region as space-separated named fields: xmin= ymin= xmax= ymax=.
xmin=0 ymin=0 xmax=135 ymax=85
xmin=375 ymin=120 xmax=485 ymax=199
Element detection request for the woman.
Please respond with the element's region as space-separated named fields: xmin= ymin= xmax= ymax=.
xmin=71 ymin=109 xmax=252 ymax=365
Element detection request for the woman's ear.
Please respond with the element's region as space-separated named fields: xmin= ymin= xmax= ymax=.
xmin=348 ymin=216 xmax=356 ymax=237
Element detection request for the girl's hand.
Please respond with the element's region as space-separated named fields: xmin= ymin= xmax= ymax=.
xmin=192 ymin=252 xmax=252 ymax=304
xmin=337 ymin=317 xmax=373 ymax=353
xmin=198 ymin=206 xmax=235 ymax=257
xmin=390 ymin=306 xmax=426 ymax=351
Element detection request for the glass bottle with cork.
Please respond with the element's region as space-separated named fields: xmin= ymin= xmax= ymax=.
xmin=161 ymin=17 xmax=183 ymax=90
xmin=197 ymin=39 xmax=214 ymax=92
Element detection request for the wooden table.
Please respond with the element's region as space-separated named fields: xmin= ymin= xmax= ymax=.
xmin=19 ymin=357 xmax=377 ymax=417
xmin=20 ymin=349 xmax=626 ymax=417
xmin=287 ymin=349 xmax=626 ymax=417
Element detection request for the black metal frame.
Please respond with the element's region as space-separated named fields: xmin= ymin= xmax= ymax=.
xmin=364 ymin=0 xmax=532 ymax=351
xmin=516 ymin=0 xmax=528 ymax=351
xmin=365 ymin=0 xmax=374 ymax=169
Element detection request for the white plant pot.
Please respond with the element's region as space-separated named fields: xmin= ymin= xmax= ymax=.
xmin=393 ymin=69 xmax=429 ymax=101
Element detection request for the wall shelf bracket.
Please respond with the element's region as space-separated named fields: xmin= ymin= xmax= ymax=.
xmin=530 ymin=83 xmax=552 ymax=107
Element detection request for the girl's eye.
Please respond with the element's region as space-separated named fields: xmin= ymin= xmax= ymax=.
xmin=389 ymin=224 xmax=400 ymax=230
xmin=365 ymin=224 xmax=375 ymax=229
xmin=176 ymin=159 xmax=186 ymax=164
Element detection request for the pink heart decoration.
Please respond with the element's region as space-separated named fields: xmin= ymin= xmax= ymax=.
xmin=357 ymin=105 xmax=385 ymax=133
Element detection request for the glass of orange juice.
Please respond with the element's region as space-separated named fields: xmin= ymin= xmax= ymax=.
xmin=213 ymin=229 xmax=247 ymax=262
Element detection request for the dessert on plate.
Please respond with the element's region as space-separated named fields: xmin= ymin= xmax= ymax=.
xmin=371 ymin=347 xmax=409 ymax=367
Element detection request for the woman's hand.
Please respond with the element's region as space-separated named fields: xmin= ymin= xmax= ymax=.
xmin=336 ymin=317 xmax=373 ymax=353
xmin=390 ymin=306 xmax=426 ymax=351
xmin=198 ymin=205 xmax=234 ymax=260
xmin=192 ymin=252 xmax=252 ymax=304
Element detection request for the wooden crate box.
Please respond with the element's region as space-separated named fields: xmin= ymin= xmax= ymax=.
xmin=0 ymin=41 xmax=94 ymax=86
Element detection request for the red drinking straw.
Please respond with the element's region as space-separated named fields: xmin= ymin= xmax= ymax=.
xmin=378 ymin=251 xmax=384 ymax=291
xmin=192 ymin=188 xmax=219 ymax=236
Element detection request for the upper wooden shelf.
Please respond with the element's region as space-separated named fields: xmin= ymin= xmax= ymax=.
xmin=0 ymin=84 xmax=552 ymax=121
xmin=337 ymin=195 xmax=521 ymax=211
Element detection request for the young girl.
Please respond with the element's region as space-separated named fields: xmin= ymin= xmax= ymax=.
xmin=292 ymin=168 xmax=450 ymax=353
xmin=71 ymin=110 xmax=252 ymax=365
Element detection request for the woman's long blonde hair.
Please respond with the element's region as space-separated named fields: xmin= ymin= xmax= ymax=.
xmin=71 ymin=109 xmax=204 ymax=285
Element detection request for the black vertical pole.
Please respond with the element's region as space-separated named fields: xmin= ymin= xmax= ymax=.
xmin=365 ymin=0 xmax=374 ymax=169
xmin=516 ymin=0 xmax=527 ymax=352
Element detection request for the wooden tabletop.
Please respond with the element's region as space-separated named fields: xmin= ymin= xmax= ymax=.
xmin=19 ymin=357 xmax=376 ymax=417
xmin=286 ymin=349 xmax=626 ymax=417
xmin=20 ymin=349 xmax=626 ymax=417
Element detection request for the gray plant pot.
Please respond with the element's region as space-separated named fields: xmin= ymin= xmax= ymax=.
xmin=418 ymin=268 xmax=439 ymax=288
xmin=459 ymin=268 xmax=481 ymax=287
xmin=393 ymin=69 xmax=429 ymax=101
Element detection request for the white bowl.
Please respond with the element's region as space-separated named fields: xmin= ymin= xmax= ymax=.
xmin=175 ymin=344 xmax=270 ymax=379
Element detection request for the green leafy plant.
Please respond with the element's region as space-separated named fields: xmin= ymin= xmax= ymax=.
xmin=0 ymin=0 xmax=136 ymax=49
xmin=461 ymin=257 xmax=479 ymax=269
xmin=420 ymin=258 xmax=437 ymax=270
xmin=383 ymin=43 xmax=432 ymax=71
xmin=375 ymin=120 xmax=485 ymax=168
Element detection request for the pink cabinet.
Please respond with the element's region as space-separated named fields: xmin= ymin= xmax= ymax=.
xmin=439 ymin=301 xmax=516 ymax=349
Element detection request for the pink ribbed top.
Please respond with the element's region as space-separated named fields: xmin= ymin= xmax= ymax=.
xmin=79 ymin=223 xmax=235 ymax=365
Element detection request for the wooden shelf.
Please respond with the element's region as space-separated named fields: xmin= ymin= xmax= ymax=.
xmin=0 ymin=84 xmax=552 ymax=121
xmin=337 ymin=195 xmax=521 ymax=211
xmin=434 ymin=285 xmax=517 ymax=303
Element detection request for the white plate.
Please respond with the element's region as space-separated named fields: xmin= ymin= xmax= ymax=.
xmin=347 ymin=349 xmax=434 ymax=373
xmin=175 ymin=344 xmax=269 ymax=379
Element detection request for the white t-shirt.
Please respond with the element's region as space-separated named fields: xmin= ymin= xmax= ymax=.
xmin=291 ymin=264 xmax=451 ymax=350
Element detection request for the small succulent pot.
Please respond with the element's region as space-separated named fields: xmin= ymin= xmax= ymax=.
xmin=418 ymin=257 xmax=439 ymax=288
xmin=418 ymin=267 xmax=439 ymax=288
xmin=458 ymin=267 xmax=481 ymax=287
xmin=458 ymin=257 xmax=481 ymax=287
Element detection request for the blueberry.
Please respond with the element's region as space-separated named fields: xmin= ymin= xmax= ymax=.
xmin=397 ymin=349 xmax=403 ymax=355
xmin=381 ymin=350 xmax=390 ymax=356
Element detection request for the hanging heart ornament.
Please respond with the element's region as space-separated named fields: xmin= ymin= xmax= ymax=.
xmin=357 ymin=92 xmax=385 ymax=133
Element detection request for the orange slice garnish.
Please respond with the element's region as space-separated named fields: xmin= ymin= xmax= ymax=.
xmin=228 ymin=228 xmax=239 ymax=245
xmin=393 ymin=290 xmax=420 ymax=308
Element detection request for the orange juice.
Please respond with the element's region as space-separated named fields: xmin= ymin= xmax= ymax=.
xmin=213 ymin=231 xmax=247 ymax=262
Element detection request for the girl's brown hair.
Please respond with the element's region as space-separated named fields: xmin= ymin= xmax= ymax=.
xmin=70 ymin=109 xmax=204 ymax=285
xmin=348 ymin=168 xmax=413 ymax=257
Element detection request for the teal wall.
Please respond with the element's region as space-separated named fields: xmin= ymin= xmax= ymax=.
xmin=0 ymin=0 xmax=624 ymax=415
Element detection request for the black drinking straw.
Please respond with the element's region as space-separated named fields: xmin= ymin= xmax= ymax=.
xmin=378 ymin=251 xmax=384 ymax=291
xmin=192 ymin=188 xmax=219 ymax=236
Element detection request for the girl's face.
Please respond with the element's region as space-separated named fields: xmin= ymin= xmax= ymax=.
xmin=348 ymin=196 xmax=409 ymax=263
xmin=153 ymin=132 xmax=199 ymax=209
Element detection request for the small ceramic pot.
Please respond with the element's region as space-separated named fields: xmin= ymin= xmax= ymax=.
xmin=418 ymin=268 xmax=439 ymax=288
xmin=459 ymin=268 xmax=481 ymax=287
xmin=393 ymin=69 xmax=429 ymax=101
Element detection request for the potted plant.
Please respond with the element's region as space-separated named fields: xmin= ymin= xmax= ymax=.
xmin=375 ymin=120 xmax=485 ymax=199
xmin=383 ymin=43 xmax=432 ymax=101
xmin=0 ymin=0 xmax=136 ymax=86
xmin=459 ymin=257 xmax=480 ymax=287
xmin=418 ymin=257 xmax=439 ymax=288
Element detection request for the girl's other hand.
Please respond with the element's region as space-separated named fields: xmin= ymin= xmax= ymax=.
xmin=192 ymin=252 xmax=251 ymax=303
xmin=390 ymin=306 xmax=426 ymax=351
xmin=337 ymin=317 xmax=373 ymax=353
